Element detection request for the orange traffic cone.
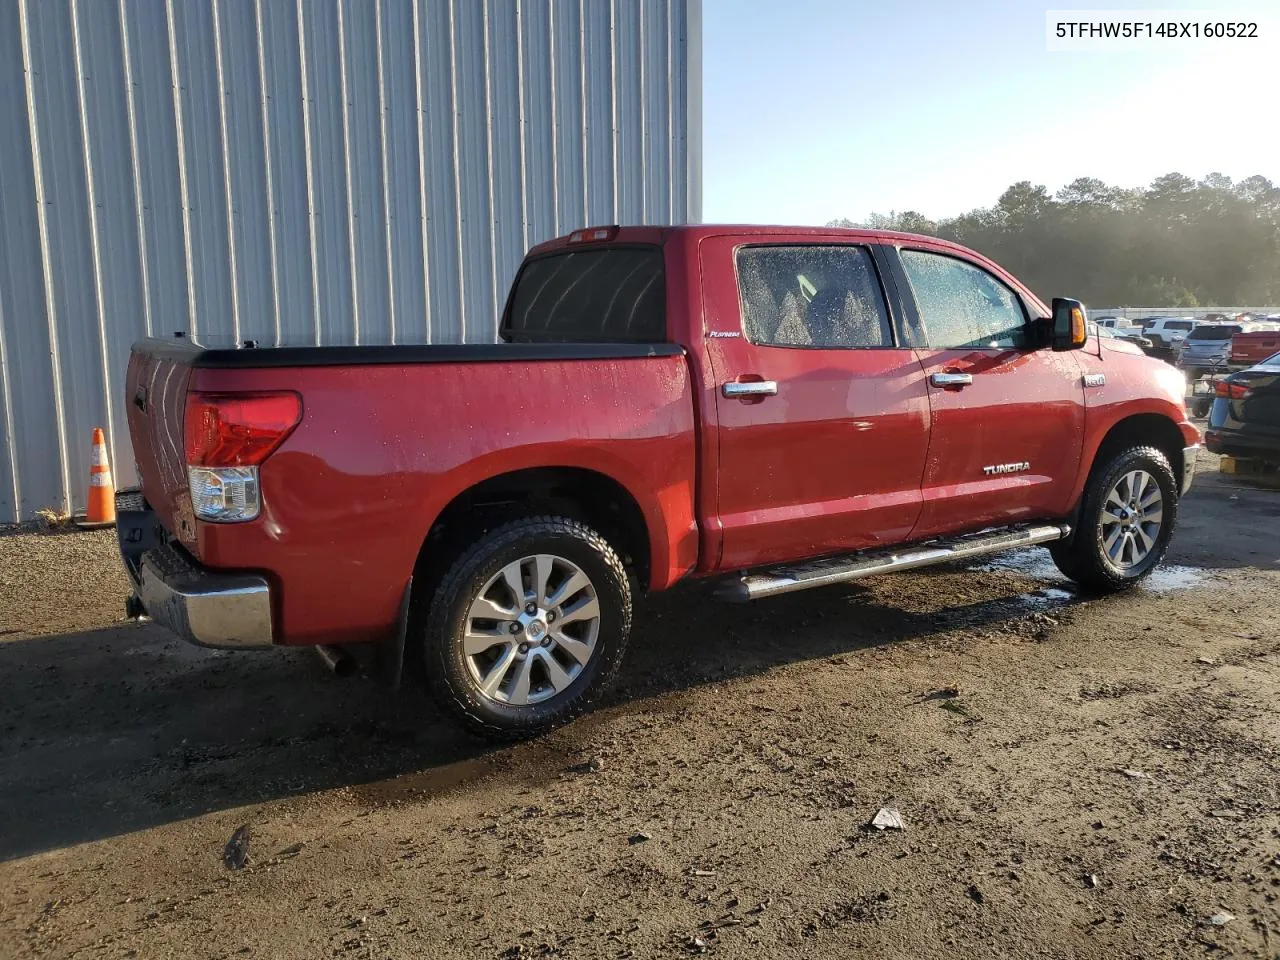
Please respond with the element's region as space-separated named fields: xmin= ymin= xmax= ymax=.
xmin=76 ymin=427 xmax=116 ymax=529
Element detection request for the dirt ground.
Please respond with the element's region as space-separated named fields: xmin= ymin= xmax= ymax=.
xmin=2 ymin=448 xmax=1278 ymax=960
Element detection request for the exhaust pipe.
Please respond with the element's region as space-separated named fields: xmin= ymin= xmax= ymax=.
xmin=124 ymin=592 xmax=148 ymax=620
xmin=315 ymin=644 xmax=358 ymax=678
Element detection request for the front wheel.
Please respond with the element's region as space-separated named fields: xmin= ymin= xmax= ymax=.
xmin=1050 ymin=446 xmax=1179 ymax=593
xmin=419 ymin=516 xmax=632 ymax=741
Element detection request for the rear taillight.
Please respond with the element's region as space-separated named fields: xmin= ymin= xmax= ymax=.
xmin=184 ymin=392 xmax=301 ymax=522
xmin=1214 ymin=380 xmax=1250 ymax=400
xmin=185 ymin=393 xmax=302 ymax=466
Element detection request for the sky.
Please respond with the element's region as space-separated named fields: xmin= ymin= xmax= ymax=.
xmin=700 ymin=0 xmax=1280 ymax=225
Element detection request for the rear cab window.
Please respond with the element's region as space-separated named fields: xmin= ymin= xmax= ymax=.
xmin=503 ymin=247 xmax=666 ymax=343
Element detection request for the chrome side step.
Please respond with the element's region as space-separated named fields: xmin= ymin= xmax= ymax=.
xmin=715 ymin=523 xmax=1072 ymax=602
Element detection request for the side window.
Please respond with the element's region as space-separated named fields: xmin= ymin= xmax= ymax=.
xmin=899 ymin=249 xmax=1028 ymax=349
xmin=736 ymin=245 xmax=893 ymax=348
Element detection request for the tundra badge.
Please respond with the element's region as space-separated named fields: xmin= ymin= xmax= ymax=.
xmin=983 ymin=461 xmax=1030 ymax=476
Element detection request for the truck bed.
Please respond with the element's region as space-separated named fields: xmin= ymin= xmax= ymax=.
xmin=124 ymin=338 xmax=699 ymax=646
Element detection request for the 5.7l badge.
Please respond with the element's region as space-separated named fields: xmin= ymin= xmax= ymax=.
xmin=983 ymin=461 xmax=1031 ymax=476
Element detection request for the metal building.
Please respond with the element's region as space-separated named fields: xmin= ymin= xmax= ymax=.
xmin=0 ymin=0 xmax=702 ymax=523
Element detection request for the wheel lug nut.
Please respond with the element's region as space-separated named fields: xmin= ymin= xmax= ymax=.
xmin=509 ymin=622 xmax=522 ymax=634
xmin=541 ymin=637 xmax=552 ymax=647
xmin=518 ymin=642 xmax=529 ymax=654
xmin=546 ymin=611 xmax=556 ymax=623
xmin=525 ymin=602 xmax=536 ymax=614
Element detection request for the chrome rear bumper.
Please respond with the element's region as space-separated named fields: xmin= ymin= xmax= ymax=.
xmin=135 ymin=546 xmax=274 ymax=648
xmin=117 ymin=489 xmax=274 ymax=649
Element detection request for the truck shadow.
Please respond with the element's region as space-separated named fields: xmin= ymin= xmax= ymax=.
xmin=0 ymin=567 xmax=1076 ymax=861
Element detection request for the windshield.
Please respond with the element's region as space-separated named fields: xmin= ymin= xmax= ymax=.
xmin=1188 ymin=325 xmax=1242 ymax=340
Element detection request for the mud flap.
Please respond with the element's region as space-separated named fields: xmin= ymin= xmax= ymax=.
xmin=374 ymin=577 xmax=413 ymax=691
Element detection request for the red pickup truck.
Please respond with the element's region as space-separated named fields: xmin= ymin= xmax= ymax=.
xmin=118 ymin=225 xmax=1199 ymax=739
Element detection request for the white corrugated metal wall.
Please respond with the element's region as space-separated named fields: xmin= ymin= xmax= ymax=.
xmin=0 ymin=0 xmax=701 ymax=523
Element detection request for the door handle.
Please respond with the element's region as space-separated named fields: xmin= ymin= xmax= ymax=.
xmin=929 ymin=372 xmax=973 ymax=388
xmin=722 ymin=380 xmax=778 ymax=398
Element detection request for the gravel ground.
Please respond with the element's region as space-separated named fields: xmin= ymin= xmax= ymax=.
xmin=1 ymin=449 xmax=1278 ymax=959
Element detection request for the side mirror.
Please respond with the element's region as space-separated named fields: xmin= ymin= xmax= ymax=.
xmin=1051 ymin=298 xmax=1088 ymax=351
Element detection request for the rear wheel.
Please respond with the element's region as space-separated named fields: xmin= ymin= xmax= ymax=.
xmin=419 ymin=516 xmax=632 ymax=740
xmin=1050 ymin=446 xmax=1178 ymax=593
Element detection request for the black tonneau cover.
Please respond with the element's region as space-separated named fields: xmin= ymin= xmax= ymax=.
xmin=132 ymin=338 xmax=683 ymax=369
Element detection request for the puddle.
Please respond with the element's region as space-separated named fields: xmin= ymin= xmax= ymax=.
xmin=972 ymin=548 xmax=1209 ymax=594
xmin=974 ymin=549 xmax=1062 ymax=580
xmin=1141 ymin=564 xmax=1207 ymax=592
xmin=1018 ymin=586 xmax=1075 ymax=607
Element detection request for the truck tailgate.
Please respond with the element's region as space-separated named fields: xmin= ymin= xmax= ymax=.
xmin=1233 ymin=331 xmax=1280 ymax=365
xmin=123 ymin=345 xmax=198 ymax=551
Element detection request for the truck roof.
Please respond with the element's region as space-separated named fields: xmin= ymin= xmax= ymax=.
xmin=527 ymin=224 xmax=973 ymax=257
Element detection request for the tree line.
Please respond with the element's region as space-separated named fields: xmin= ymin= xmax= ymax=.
xmin=829 ymin=173 xmax=1280 ymax=308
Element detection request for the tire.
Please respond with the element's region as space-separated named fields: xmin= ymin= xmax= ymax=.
xmin=1189 ymin=397 xmax=1212 ymax=419
xmin=419 ymin=516 xmax=632 ymax=741
xmin=1050 ymin=445 xmax=1179 ymax=593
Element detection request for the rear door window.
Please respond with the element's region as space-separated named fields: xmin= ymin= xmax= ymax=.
xmin=735 ymin=245 xmax=893 ymax=348
xmin=504 ymin=248 xmax=665 ymax=342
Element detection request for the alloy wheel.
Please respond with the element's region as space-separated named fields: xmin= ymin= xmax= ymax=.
xmin=461 ymin=554 xmax=601 ymax=705
xmin=1098 ymin=469 xmax=1164 ymax=570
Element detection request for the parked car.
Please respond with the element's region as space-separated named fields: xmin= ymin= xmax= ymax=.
xmin=117 ymin=225 xmax=1200 ymax=739
xmin=1142 ymin=317 xmax=1196 ymax=353
xmin=1093 ymin=324 xmax=1154 ymax=352
xmin=1094 ymin=317 xmax=1150 ymax=345
xmin=1205 ymin=351 xmax=1280 ymax=464
xmin=1115 ymin=330 xmax=1155 ymax=351
xmin=1178 ymin=324 xmax=1244 ymax=376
